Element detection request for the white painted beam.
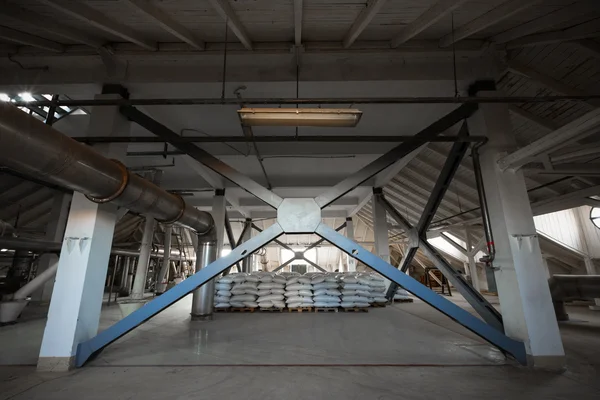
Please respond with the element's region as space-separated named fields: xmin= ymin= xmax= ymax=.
xmin=0 ymin=26 xmax=63 ymax=52
xmin=40 ymin=0 xmax=157 ymax=51
xmin=374 ymin=145 xmax=425 ymax=187
xmin=508 ymin=105 xmax=560 ymax=131
xmin=498 ymin=108 xmax=600 ymax=171
xmin=125 ymin=0 xmax=205 ymax=50
xmin=507 ymin=60 xmax=600 ymax=108
xmin=2 ymin=3 xmax=104 ymax=48
xmin=208 ymin=0 xmax=253 ymax=50
xmin=532 ymin=185 xmax=600 ymax=216
xmin=294 ymin=0 xmax=303 ymax=46
xmin=343 ymin=0 xmax=387 ymax=48
xmin=522 ymin=163 xmax=600 ymax=177
xmin=391 ymin=0 xmax=467 ymax=48
xmin=348 ymin=189 xmax=373 ymax=217
xmin=493 ymin=2 xmax=598 ymax=44
xmin=506 ymin=18 xmax=600 ymax=49
xmin=440 ymin=0 xmax=543 ymax=47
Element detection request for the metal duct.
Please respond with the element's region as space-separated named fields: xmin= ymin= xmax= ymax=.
xmin=0 ymin=103 xmax=213 ymax=236
xmin=548 ymin=275 xmax=600 ymax=321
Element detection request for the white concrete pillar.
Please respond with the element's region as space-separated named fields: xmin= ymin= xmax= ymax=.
xmin=469 ymin=90 xmax=565 ymax=368
xmin=37 ymin=87 xmax=130 ymax=371
xmin=130 ymin=216 xmax=156 ymax=300
xmin=373 ymin=190 xmax=392 ymax=288
xmin=346 ymin=216 xmax=356 ymax=272
xmin=38 ymin=193 xmax=117 ymax=371
xmin=583 ymin=257 xmax=600 ymax=309
xmin=31 ymin=193 xmax=72 ymax=302
xmin=241 ymin=218 xmax=252 ymax=273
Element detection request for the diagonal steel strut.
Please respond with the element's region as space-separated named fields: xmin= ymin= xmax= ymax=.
xmin=379 ymin=195 xmax=504 ymax=332
xmin=75 ymin=224 xmax=284 ymax=367
xmin=315 ymin=223 xmax=525 ymax=365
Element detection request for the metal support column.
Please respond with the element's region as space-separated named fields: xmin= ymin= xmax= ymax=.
xmin=191 ymin=189 xmax=225 ymax=320
xmin=155 ymin=224 xmax=173 ymax=294
xmin=345 ymin=217 xmax=356 ymax=272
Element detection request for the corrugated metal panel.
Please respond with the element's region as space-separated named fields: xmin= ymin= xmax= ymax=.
xmin=576 ymin=206 xmax=600 ymax=258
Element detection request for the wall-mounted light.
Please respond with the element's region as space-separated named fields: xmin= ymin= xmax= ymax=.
xmin=238 ymin=108 xmax=362 ymax=127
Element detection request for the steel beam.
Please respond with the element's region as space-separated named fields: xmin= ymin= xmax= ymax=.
xmin=379 ymin=196 xmax=504 ymax=331
xmin=75 ymin=223 xmax=284 ymax=366
xmin=315 ymin=223 xmax=525 ymax=365
xmin=315 ymin=103 xmax=478 ymax=208
xmin=120 ymin=106 xmax=283 ymax=209
xmin=223 ymin=211 xmax=241 ymax=274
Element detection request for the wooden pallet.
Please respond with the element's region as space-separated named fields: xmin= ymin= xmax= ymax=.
xmin=213 ymin=308 xmax=231 ymax=313
xmin=341 ymin=307 xmax=369 ymax=313
xmin=259 ymin=307 xmax=285 ymax=313
xmin=393 ymin=298 xmax=414 ymax=303
xmin=314 ymin=307 xmax=338 ymax=313
xmin=287 ymin=307 xmax=313 ymax=313
xmin=230 ymin=307 xmax=257 ymax=313
xmin=371 ymin=302 xmax=387 ymax=308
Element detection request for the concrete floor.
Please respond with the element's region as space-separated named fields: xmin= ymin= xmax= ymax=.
xmin=1 ymin=294 xmax=599 ymax=399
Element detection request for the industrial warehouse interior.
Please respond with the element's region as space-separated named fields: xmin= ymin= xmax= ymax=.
xmin=1 ymin=0 xmax=600 ymax=399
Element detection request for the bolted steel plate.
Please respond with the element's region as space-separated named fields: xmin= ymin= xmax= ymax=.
xmin=277 ymin=198 xmax=322 ymax=233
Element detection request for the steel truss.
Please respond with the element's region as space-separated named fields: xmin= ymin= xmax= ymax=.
xmin=74 ymin=103 xmax=526 ymax=367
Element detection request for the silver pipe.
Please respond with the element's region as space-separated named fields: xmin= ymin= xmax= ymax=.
xmin=191 ymin=238 xmax=218 ymax=320
xmin=156 ymin=224 xmax=173 ymax=294
xmin=131 ymin=216 xmax=156 ymax=300
xmin=0 ymin=103 xmax=213 ymax=236
xmin=0 ymin=237 xmax=185 ymax=259
xmin=471 ymin=142 xmax=495 ymax=264
xmin=12 ymin=262 xmax=59 ymax=300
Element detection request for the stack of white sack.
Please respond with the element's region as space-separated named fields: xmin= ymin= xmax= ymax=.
xmin=339 ymin=274 xmax=371 ymax=308
xmin=394 ymin=287 xmax=412 ymax=301
xmin=213 ymin=274 xmax=234 ymax=309
xmin=312 ymin=273 xmax=341 ymax=308
xmin=227 ymin=273 xmax=259 ymax=308
xmin=255 ymin=272 xmax=286 ymax=309
xmin=358 ymin=273 xmax=388 ymax=304
xmin=285 ymin=273 xmax=314 ymax=308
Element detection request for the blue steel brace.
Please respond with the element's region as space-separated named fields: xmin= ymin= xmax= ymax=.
xmin=75 ymin=224 xmax=284 ymax=367
xmin=315 ymin=223 xmax=527 ymax=365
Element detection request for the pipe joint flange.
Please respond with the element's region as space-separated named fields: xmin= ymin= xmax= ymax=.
xmin=85 ymin=160 xmax=129 ymax=203
xmin=159 ymin=194 xmax=186 ymax=224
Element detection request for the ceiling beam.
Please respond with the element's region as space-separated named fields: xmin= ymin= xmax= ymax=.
xmin=531 ymin=185 xmax=600 ymax=216
xmin=506 ymin=18 xmax=600 ymax=49
xmin=508 ymin=105 xmax=560 ymax=131
xmin=440 ymin=0 xmax=543 ymax=47
xmin=391 ymin=0 xmax=467 ymax=48
xmin=2 ymin=3 xmax=104 ymax=48
xmin=0 ymin=26 xmax=63 ymax=52
xmin=343 ymin=0 xmax=387 ymax=48
xmin=294 ymin=0 xmax=303 ymax=46
xmin=493 ymin=2 xmax=599 ymax=44
xmin=498 ymin=108 xmax=600 ymax=171
xmin=572 ymin=39 xmax=600 ymax=59
xmin=39 ymin=0 xmax=157 ymax=51
xmin=208 ymin=0 xmax=253 ymax=50
xmin=125 ymin=0 xmax=205 ymax=50
xmin=507 ymin=59 xmax=600 ymax=108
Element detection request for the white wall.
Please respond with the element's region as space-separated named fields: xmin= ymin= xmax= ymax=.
xmin=534 ymin=208 xmax=585 ymax=254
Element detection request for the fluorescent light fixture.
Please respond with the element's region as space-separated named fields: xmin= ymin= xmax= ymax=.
xmin=18 ymin=92 xmax=35 ymax=102
xmin=238 ymin=108 xmax=362 ymax=127
xmin=0 ymin=93 xmax=10 ymax=102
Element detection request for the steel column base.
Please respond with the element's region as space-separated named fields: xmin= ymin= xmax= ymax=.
xmin=191 ymin=314 xmax=213 ymax=321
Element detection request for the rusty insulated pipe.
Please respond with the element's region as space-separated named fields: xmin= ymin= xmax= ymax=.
xmin=0 ymin=103 xmax=214 ymax=237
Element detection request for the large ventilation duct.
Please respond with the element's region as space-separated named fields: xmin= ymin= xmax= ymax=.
xmin=0 ymin=103 xmax=214 ymax=236
xmin=548 ymin=275 xmax=600 ymax=321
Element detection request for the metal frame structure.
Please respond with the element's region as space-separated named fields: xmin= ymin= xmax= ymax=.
xmin=74 ymin=103 xmax=526 ymax=367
